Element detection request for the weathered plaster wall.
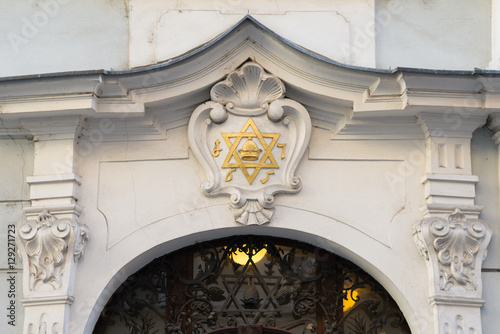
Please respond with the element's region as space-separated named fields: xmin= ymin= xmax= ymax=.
xmin=472 ymin=126 xmax=500 ymax=269
xmin=491 ymin=0 xmax=500 ymax=68
xmin=375 ymin=0 xmax=492 ymax=70
xmin=0 ymin=0 xmax=495 ymax=78
xmin=0 ymin=0 xmax=129 ymax=77
xmin=0 ymin=138 xmax=33 ymax=332
xmin=128 ymin=0 xmax=376 ymax=68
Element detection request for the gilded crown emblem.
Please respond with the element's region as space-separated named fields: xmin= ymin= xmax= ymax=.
xmin=239 ymin=137 xmax=262 ymax=161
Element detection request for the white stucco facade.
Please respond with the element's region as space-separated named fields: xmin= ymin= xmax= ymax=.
xmin=0 ymin=0 xmax=496 ymax=77
xmin=1 ymin=1 xmax=500 ymax=334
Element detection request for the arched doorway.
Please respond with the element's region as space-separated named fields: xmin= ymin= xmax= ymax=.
xmin=93 ymin=235 xmax=410 ymax=334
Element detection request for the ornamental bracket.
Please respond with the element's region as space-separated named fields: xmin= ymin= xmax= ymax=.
xmin=412 ymin=209 xmax=492 ymax=334
xmin=17 ymin=210 xmax=89 ymax=294
xmin=413 ymin=209 xmax=491 ymax=295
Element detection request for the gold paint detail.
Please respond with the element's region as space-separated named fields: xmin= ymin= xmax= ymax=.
xmin=260 ymin=171 xmax=275 ymax=184
xmin=221 ymin=118 xmax=280 ymax=185
xmin=239 ymin=137 xmax=262 ymax=161
xmin=277 ymin=143 xmax=286 ymax=159
xmin=225 ymin=168 xmax=236 ymax=182
xmin=212 ymin=139 xmax=222 ymax=157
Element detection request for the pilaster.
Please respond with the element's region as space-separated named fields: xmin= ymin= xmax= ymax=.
xmin=21 ymin=116 xmax=84 ymax=219
xmin=418 ymin=112 xmax=486 ymax=218
xmin=16 ymin=116 xmax=89 ymax=334
xmin=414 ymin=112 xmax=491 ymax=334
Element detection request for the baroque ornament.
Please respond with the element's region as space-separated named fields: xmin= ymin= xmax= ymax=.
xmin=17 ymin=210 xmax=89 ymax=291
xmin=412 ymin=209 xmax=491 ymax=292
xmin=188 ymin=62 xmax=311 ymax=225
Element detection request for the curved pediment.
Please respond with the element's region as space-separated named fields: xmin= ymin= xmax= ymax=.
xmin=0 ymin=16 xmax=492 ymax=140
xmin=115 ymin=16 xmax=401 ymax=116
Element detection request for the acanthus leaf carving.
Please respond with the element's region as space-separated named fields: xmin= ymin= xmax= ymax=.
xmin=411 ymin=221 xmax=429 ymax=261
xmin=413 ymin=209 xmax=491 ymax=293
xmin=17 ymin=210 xmax=89 ymax=291
xmin=74 ymin=222 xmax=89 ymax=262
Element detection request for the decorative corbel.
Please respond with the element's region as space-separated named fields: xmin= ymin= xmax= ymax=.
xmin=413 ymin=209 xmax=491 ymax=294
xmin=413 ymin=209 xmax=492 ymax=333
xmin=17 ymin=210 xmax=89 ymax=293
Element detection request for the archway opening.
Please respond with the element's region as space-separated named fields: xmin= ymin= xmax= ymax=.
xmin=93 ymin=235 xmax=410 ymax=334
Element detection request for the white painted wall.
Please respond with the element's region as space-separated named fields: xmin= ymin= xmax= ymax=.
xmin=376 ymin=0 xmax=492 ymax=70
xmin=490 ymin=0 xmax=500 ymax=68
xmin=0 ymin=0 xmax=129 ymax=77
xmin=0 ymin=138 xmax=33 ymax=333
xmin=471 ymin=126 xmax=500 ymax=332
xmin=128 ymin=0 xmax=375 ymax=68
xmin=0 ymin=0 xmax=496 ymax=77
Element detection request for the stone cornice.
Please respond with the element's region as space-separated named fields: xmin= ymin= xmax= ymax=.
xmin=0 ymin=17 xmax=495 ymax=149
xmin=0 ymin=18 xmax=496 ymax=128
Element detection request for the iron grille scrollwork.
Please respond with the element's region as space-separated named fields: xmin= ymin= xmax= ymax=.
xmin=95 ymin=236 xmax=409 ymax=334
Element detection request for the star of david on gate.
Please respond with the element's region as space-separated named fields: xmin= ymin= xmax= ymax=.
xmin=220 ymin=265 xmax=283 ymax=324
xmin=221 ymin=118 xmax=280 ymax=185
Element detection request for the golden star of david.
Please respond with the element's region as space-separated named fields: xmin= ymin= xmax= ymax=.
xmin=221 ymin=118 xmax=280 ymax=185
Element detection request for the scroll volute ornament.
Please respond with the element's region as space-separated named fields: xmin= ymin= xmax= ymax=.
xmin=188 ymin=62 xmax=311 ymax=225
xmin=17 ymin=210 xmax=89 ymax=292
xmin=412 ymin=209 xmax=491 ymax=294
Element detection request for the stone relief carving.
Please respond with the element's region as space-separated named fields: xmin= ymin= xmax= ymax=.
xmin=28 ymin=312 xmax=59 ymax=334
xmin=211 ymin=63 xmax=285 ymax=110
xmin=412 ymin=223 xmax=429 ymax=261
xmin=17 ymin=210 xmax=89 ymax=291
xmin=444 ymin=314 xmax=477 ymax=334
xmin=188 ymin=62 xmax=311 ymax=225
xmin=413 ymin=209 xmax=491 ymax=292
xmin=28 ymin=312 xmax=60 ymax=334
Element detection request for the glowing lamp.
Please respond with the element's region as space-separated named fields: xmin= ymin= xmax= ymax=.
xmin=231 ymin=245 xmax=267 ymax=265
xmin=343 ymin=290 xmax=358 ymax=312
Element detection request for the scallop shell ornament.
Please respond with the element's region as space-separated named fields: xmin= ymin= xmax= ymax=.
xmin=211 ymin=62 xmax=285 ymax=112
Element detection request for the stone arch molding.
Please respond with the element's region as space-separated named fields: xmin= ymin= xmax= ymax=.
xmin=188 ymin=61 xmax=311 ymax=225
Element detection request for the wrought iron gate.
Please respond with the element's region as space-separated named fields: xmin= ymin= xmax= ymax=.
xmin=94 ymin=236 xmax=410 ymax=334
